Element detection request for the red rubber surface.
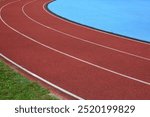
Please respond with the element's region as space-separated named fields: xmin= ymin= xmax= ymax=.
xmin=0 ymin=0 xmax=150 ymax=99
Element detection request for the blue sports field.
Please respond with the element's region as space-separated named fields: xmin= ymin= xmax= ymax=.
xmin=48 ymin=0 xmax=150 ymax=42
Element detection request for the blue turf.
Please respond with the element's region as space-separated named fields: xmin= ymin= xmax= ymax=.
xmin=47 ymin=0 xmax=150 ymax=42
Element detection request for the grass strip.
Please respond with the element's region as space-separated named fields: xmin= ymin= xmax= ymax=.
xmin=0 ymin=60 xmax=59 ymax=100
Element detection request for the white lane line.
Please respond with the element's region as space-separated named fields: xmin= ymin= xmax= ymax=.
xmin=0 ymin=0 xmax=84 ymax=100
xmin=22 ymin=0 xmax=150 ymax=62
xmin=0 ymin=53 xmax=84 ymax=100
xmin=44 ymin=1 xmax=150 ymax=46
xmin=1 ymin=0 xmax=150 ymax=87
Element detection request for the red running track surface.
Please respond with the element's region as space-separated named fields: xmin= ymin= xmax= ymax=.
xmin=0 ymin=0 xmax=150 ymax=99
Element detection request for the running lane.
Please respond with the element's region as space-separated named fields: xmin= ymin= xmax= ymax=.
xmin=25 ymin=0 xmax=150 ymax=59
xmin=22 ymin=0 xmax=150 ymax=82
xmin=0 ymin=0 xmax=150 ymax=99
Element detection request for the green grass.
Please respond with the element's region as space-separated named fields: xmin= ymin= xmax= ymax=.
xmin=0 ymin=60 xmax=59 ymax=100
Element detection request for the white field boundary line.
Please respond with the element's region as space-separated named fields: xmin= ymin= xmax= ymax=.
xmin=0 ymin=0 xmax=150 ymax=87
xmin=22 ymin=0 xmax=150 ymax=62
xmin=0 ymin=53 xmax=84 ymax=100
xmin=44 ymin=1 xmax=150 ymax=46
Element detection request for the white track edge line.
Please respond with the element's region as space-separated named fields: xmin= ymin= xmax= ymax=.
xmin=22 ymin=0 xmax=150 ymax=62
xmin=44 ymin=1 xmax=150 ymax=46
xmin=1 ymin=0 xmax=150 ymax=87
xmin=0 ymin=53 xmax=84 ymax=100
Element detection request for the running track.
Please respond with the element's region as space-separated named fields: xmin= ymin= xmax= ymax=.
xmin=0 ymin=0 xmax=150 ymax=100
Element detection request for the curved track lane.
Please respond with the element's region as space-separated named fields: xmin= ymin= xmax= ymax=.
xmin=0 ymin=0 xmax=150 ymax=99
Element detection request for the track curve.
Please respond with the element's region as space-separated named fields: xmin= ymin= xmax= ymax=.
xmin=0 ymin=0 xmax=150 ymax=99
